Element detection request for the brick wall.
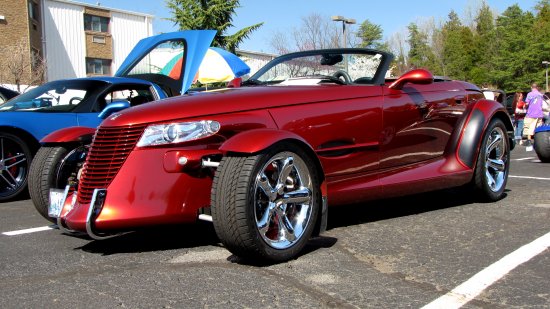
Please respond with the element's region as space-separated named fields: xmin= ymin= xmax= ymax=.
xmin=0 ymin=0 xmax=34 ymax=85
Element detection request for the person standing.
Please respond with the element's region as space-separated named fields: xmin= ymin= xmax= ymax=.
xmin=524 ymin=83 xmax=544 ymax=149
xmin=512 ymin=92 xmax=527 ymax=144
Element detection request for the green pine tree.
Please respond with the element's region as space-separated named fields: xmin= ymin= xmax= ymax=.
xmin=166 ymin=0 xmax=263 ymax=52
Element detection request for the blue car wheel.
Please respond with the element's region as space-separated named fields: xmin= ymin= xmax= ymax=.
xmin=0 ymin=132 xmax=32 ymax=201
xmin=534 ymin=125 xmax=550 ymax=163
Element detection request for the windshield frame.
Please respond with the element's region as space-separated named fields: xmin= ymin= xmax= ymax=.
xmin=249 ymin=48 xmax=394 ymax=86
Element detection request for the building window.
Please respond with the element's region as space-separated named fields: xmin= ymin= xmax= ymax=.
xmin=86 ymin=58 xmax=111 ymax=75
xmin=84 ymin=14 xmax=109 ymax=33
xmin=28 ymin=1 xmax=39 ymax=21
xmin=92 ymin=35 xmax=106 ymax=44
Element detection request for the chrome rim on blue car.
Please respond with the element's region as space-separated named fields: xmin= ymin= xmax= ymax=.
xmin=0 ymin=135 xmax=28 ymax=198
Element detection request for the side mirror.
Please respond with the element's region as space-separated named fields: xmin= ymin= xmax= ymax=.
xmin=227 ymin=77 xmax=242 ymax=88
xmin=389 ymin=69 xmax=434 ymax=90
xmin=97 ymin=100 xmax=131 ymax=119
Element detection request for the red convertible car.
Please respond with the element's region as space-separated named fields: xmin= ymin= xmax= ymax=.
xmin=33 ymin=48 xmax=513 ymax=262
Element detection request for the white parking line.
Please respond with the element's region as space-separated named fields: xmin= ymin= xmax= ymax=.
xmin=512 ymin=157 xmax=536 ymax=161
xmin=2 ymin=225 xmax=56 ymax=236
xmin=422 ymin=231 xmax=550 ymax=309
xmin=509 ymin=175 xmax=550 ymax=181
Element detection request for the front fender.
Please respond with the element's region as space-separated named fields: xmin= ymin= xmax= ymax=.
xmin=40 ymin=126 xmax=96 ymax=145
xmin=219 ymin=128 xmax=328 ymax=236
xmin=457 ymin=99 xmax=514 ymax=168
xmin=219 ymin=129 xmax=311 ymax=154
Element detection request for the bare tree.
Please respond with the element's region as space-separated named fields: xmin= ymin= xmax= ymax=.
xmin=0 ymin=39 xmax=46 ymax=92
xmin=270 ymin=13 xmax=357 ymax=54
xmin=387 ymin=29 xmax=409 ymax=76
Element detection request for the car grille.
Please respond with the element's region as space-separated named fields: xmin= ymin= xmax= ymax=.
xmin=77 ymin=124 xmax=146 ymax=205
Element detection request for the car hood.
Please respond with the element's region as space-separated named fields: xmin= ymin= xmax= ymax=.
xmin=101 ymin=84 xmax=383 ymax=127
xmin=115 ymin=30 xmax=216 ymax=95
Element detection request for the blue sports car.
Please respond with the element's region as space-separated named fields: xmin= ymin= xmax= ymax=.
xmin=0 ymin=30 xmax=215 ymax=201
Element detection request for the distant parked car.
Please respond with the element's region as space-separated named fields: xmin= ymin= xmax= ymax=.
xmin=483 ymin=89 xmax=511 ymax=114
xmin=0 ymin=30 xmax=215 ymax=201
xmin=0 ymin=86 xmax=19 ymax=103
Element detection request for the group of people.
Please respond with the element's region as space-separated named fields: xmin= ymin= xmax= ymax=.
xmin=511 ymin=83 xmax=550 ymax=149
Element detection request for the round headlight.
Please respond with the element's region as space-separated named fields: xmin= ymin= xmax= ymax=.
xmin=163 ymin=124 xmax=178 ymax=142
xmin=207 ymin=121 xmax=220 ymax=133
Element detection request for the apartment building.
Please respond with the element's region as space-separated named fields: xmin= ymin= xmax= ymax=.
xmin=0 ymin=0 xmax=153 ymax=85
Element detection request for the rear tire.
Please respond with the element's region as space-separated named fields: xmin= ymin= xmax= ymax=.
xmin=211 ymin=143 xmax=320 ymax=262
xmin=534 ymin=130 xmax=550 ymax=163
xmin=28 ymin=145 xmax=87 ymax=222
xmin=472 ymin=118 xmax=510 ymax=201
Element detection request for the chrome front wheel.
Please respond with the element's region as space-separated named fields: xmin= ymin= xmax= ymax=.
xmin=211 ymin=143 xmax=320 ymax=262
xmin=254 ymin=153 xmax=313 ymax=250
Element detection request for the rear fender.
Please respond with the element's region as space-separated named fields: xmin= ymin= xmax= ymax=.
xmin=40 ymin=126 xmax=96 ymax=145
xmin=457 ymin=99 xmax=514 ymax=168
xmin=219 ymin=129 xmax=328 ymax=235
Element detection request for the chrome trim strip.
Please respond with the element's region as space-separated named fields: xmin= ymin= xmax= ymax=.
xmin=198 ymin=214 xmax=213 ymax=222
xmin=201 ymin=158 xmax=220 ymax=168
xmin=85 ymin=188 xmax=116 ymax=240
xmin=55 ymin=185 xmax=79 ymax=234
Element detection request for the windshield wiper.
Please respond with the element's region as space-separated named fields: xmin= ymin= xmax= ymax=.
xmin=241 ymin=79 xmax=264 ymax=86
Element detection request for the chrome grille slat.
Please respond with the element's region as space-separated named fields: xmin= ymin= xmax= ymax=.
xmin=77 ymin=124 xmax=146 ymax=204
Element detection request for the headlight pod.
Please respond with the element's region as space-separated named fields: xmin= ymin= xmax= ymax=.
xmin=137 ymin=120 xmax=220 ymax=147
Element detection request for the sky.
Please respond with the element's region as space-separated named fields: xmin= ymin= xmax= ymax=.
xmin=77 ymin=0 xmax=540 ymax=52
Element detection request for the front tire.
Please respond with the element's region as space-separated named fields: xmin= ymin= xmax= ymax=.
xmin=0 ymin=132 xmax=32 ymax=201
xmin=28 ymin=145 xmax=87 ymax=222
xmin=472 ymin=118 xmax=510 ymax=201
xmin=211 ymin=143 xmax=320 ymax=262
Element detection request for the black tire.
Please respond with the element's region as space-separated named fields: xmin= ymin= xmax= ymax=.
xmin=0 ymin=132 xmax=32 ymax=201
xmin=534 ymin=130 xmax=550 ymax=163
xmin=472 ymin=118 xmax=510 ymax=201
xmin=211 ymin=143 xmax=320 ymax=262
xmin=28 ymin=145 xmax=87 ymax=222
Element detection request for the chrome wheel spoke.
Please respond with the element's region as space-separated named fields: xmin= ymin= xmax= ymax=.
xmin=257 ymin=202 xmax=276 ymax=235
xmin=0 ymin=173 xmax=17 ymax=189
xmin=257 ymin=173 xmax=275 ymax=201
xmin=277 ymin=209 xmax=296 ymax=242
xmin=485 ymin=170 xmax=496 ymax=189
xmin=5 ymin=154 xmax=26 ymax=169
xmin=487 ymin=158 xmax=505 ymax=172
xmin=487 ymin=134 xmax=502 ymax=154
xmin=282 ymin=187 xmax=311 ymax=204
xmin=276 ymin=157 xmax=294 ymax=190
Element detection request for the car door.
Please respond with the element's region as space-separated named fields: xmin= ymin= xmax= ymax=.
xmin=380 ymin=81 xmax=465 ymax=169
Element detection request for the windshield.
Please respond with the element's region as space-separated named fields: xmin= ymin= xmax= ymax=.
xmin=128 ymin=40 xmax=186 ymax=80
xmin=0 ymin=80 xmax=108 ymax=112
xmin=250 ymin=50 xmax=386 ymax=86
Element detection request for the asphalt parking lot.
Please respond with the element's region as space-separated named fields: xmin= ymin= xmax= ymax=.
xmin=1 ymin=145 xmax=549 ymax=308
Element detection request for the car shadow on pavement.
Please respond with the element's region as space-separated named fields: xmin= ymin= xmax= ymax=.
xmin=76 ymin=186 xmax=508 ymax=261
xmin=77 ymin=221 xmax=221 ymax=255
xmin=327 ymin=187 xmax=509 ymax=229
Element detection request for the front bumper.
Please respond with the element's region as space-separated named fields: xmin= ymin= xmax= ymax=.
xmin=55 ymin=148 xmax=216 ymax=237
